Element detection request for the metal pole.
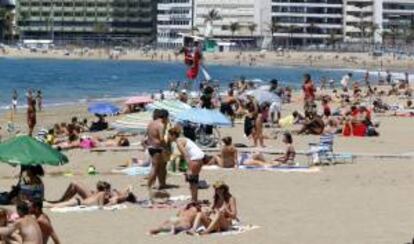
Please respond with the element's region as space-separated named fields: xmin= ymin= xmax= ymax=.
xmin=191 ymin=0 xmax=195 ymax=29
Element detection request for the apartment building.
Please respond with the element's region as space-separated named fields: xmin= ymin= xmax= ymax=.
xmin=16 ymin=0 xmax=157 ymax=44
xmin=270 ymin=0 xmax=345 ymax=46
xmin=157 ymin=0 xmax=193 ymax=48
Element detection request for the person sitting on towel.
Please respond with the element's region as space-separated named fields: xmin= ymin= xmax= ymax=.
xmin=273 ymin=132 xmax=296 ymax=166
xmin=208 ymin=136 xmax=238 ymax=168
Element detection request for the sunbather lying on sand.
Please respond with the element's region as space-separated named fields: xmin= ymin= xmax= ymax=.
xmin=44 ymin=181 xmax=136 ymax=208
xmin=149 ymin=202 xmax=202 ymax=235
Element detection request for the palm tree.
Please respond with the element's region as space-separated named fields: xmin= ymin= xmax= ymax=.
xmin=328 ymin=29 xmax=338 ymax=49
xmin=287 ymin=25 xmax=298 ymax=48
xmin=0 ymin=8 xmax=14 ymax=43
xmin=229 ymin=22 xmax=240 ymax=37
xmin=389 ymin=25 xmax=401 ymax=48
xmin=203 ymin=9 xmax=221 ymax=37
xmin=248 ymin=22 xmax=257 ymax=37
xmin=190 ymin=26 xmax=199 ymax=35
xmin=94 ymin=22 xmax=108 ymax=46
xmin=308 ymin=21 xmax=318 ymax=45
xmin=367 ymin=23 xmax=379 ymax=49
xmin=267 ymin=18 xmax=281 ymax=49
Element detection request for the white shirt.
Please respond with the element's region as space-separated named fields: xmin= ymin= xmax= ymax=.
xmin=183 ymin=138 xmax=205 ymax=161
xmin=341 ymin=75 xmax=350 ymax=88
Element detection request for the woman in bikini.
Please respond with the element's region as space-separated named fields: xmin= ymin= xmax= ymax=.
xmin=273 ymin=132 xmax=296 ymax=166
xmin=149 ymin=202 xmax=202 ymax=235
xmin=190 ymin=181 xmax=237 ymax=234
xmin=168 ymin=127 xmax=207 ymax=202
xmin=44 ymin=181 xmax=136 ymax=208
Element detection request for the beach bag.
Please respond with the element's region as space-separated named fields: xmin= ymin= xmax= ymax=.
xmin=0 ymin=192 xmax=10 ymax=205
xmin=366 ymin=126 xmax=379 ymax=137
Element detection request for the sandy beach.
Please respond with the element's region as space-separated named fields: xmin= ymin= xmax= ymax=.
xmin=2 ymin=47 xmax=414 ymax=72
xmin=1 ymin=86 xmax=414 ymax=243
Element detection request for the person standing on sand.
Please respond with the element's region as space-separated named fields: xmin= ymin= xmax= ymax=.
xmin=145 ymin=109 xmax=170 ymax=197
xmin=29 ymin=199 xmax=61 ymax=244
xmin=302 ymin=73 xmax=316 ymax=114
xmin=27 ymin=89 xmax=34 ymax=107
xmin=0 ymin=201 xmax=43 ymax=244
xmin=36 ymin=90 xmax=43 ymax=112
xmin=168 ymin=127 xmax=207 ymax=202
xmin=12 ymin=89 xmax=18 ymax=112
xmin=340 ymin=73 xmax=352 ymax=92
xmin=27 ymin=99 xmax=37 ymax=137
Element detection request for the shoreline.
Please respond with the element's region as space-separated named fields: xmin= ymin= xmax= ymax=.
xmin=1 ymin=48 xmax=413 ymax=72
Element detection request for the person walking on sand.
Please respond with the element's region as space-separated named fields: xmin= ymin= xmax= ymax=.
xmin=26 ymin=89 xmax=34 ymax=107
xmin=36 ymin=90 xmax=43 ymax=112
xmin=145 ymin=109 xmax=170 ymax=197
xmin=27 ymin=99 xmax=37 ymax=137
xmin=302 ymin=73 xmax=316 ymax=115
xmin=12 ymin=89 xmax=18 ymax=112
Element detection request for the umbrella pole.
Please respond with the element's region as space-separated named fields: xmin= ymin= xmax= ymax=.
xmin=17 ymin=166 xmax=23 ymax=186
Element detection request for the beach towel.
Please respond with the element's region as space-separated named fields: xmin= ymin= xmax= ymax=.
xmin=111 ymin=166 xmax=151 ymax=176
xmin=195 ymin=222 xmax=260 ymax=236
xmin=238 ymin=165 xmax=320 ymax=173
xmin=203 ymin=165 xmax=235 ymax=171
xmin=137 ymin=195 xmax=191 ymax=209
xmin=50 ymin=204 xmax=128 ymax=213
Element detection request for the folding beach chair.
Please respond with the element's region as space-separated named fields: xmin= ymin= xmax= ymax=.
xmin=307 ymin=133 xmax=355 ymax=165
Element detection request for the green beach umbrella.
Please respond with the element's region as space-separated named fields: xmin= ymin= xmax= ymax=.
xmin=0 ymin=136 xmax=69 ymax=166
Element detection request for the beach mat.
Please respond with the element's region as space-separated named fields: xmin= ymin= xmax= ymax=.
xmin=50 ymin=204 xmax=128 ymax=213
xmin=111 ymin=166 xmax=151 ymax=176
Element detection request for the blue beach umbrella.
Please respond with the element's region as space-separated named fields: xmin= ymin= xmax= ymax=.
xmin=176 ymin=108 xmax=231 ymax=127
xmin=88 ymin=103 xmax=120 ymax=116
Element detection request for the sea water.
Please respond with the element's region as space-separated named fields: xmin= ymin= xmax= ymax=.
xmin=0 ymin=58 xmax=363 ymax=110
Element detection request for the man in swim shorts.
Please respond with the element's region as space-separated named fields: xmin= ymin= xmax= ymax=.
xmin=146 ymin=109 xmax=170 ymax=196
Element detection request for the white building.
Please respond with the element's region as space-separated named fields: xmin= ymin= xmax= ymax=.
xmin=270 ymin=0 xmax=344 ymax=46
xmin=156 ymin=0 xmax=414 ymax=48
xmin=269 ymin=0 xmax=414 ymax=46
xmin=157 ymin=0 xmax=193 ymax=48
xmin=194 ymin=0 xmax=256 ymax=37
xmin=382 ymin=0 xmax=414 ymax=41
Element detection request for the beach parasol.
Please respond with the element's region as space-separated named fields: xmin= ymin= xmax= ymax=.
xmin=246 ymin=89 xmax=281 ymax=105
xmin=176 ymin=108 xmax=231 ymax=127
xmin=146 ymin=100 xmax=191 ymax=117
xmin=88 ymin=103 xmax=120 ymax=116
xmin=125 ymin=96 xmax=153 ymax=106
xmin=111 ymin=112 xmax=153 ymax=133
xmin=0 ymin=136 xmax=68 ymax=166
